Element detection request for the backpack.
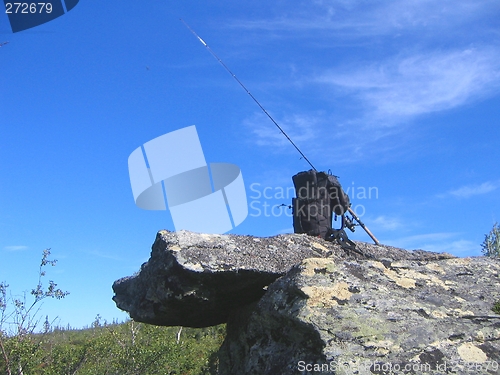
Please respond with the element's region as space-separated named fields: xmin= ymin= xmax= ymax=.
xmin=292 ymin=170 xmax=354 ymax=247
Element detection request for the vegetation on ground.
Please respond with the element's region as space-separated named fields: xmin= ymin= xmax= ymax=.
xmin=1 ymin=249 xmax=69 ymax=375
xmin=1 ymin=319 xmax=225 ymax=375
xmin=480 ymin=224 xmax=500 ymax=316
xmin=0 ymin=249 xmax=225 ymax=374
xmin=481 ymin=222 xmax=500 ymax=258
xmin=493 ymin=301 xmax=500 ymax=315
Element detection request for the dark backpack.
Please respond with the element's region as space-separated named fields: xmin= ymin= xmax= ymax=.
xmin=292 ymin=170 xmax=351 ymax=241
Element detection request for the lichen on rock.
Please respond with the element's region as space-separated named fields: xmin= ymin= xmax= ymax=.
xmin=112 ymin=230 xmax=500 ymax=374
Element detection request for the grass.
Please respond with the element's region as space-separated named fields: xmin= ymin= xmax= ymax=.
xmin=493 ymin=301 xmax=500 ymax=315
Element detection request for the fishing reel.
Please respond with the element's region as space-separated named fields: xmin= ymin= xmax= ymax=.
xmin=344 ymin=215 xmax=357 ymax=232
xmin=333 ymin=213 xmax=357 ymax=232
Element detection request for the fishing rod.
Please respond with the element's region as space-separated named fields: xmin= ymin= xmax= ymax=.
xmin=181 ymin=19 xmax=380 ymax=246
xmin=180 ymin=19 xmax=316 ymax=171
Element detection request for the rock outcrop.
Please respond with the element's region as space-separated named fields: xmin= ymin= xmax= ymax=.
xmin=112 ymin=230 xmax=338 ymax=327
xmin=113 ymin=230 xmax=500 ymax=374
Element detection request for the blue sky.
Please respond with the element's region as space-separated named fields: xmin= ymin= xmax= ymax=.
xmin=1 ymin=1 xmax=499 ymax=329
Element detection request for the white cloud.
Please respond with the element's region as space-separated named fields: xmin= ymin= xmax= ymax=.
xmin=317 ymin=48 xmax=500 ymax=120
xmin=295 ymin=47 xmax=500 ymax=165
xmin=230 ymin=0 xmax=500 ymax=123
xmin=370 ymin=215 xmax=402 ymax=231
xmin=232 ymin=0 xmax=500 ymax=162
xmin=387 ymin=232 xmax=480 ymax=256
xmin=3 ymin=245 xmax=28 ymax=251
xmin=229 ymin=0 xmax=498 ymax=40
xmin=446 ymin=181 xmax=499 ymax=199
xmin=244 ymin=112 xmax=320 ymax=148
xmin=421 ymin=240 xmax=480 ymax=257
xmin=390 ymin=232 xmax=457 ymax=248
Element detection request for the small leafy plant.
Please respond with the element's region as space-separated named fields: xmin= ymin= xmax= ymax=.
xmin=493 ymin=301 xmax=500 ymax=315
xmin=0 ymin=248 xmax=69 ymax=375
xmin=481 ymin=223 xmax=500 ymax=258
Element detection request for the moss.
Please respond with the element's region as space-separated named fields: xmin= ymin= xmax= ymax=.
xmin=492 ymin=301 xmax=500 ymax=314
xmin=340 ymin=310 xmax=389 ymax=342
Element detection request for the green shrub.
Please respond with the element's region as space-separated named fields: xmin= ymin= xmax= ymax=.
xmin=0 ymin=249 xmax=225 ymax=374
xmin=0 ymin=249 xmax=69 ymax=375
xmin=481 ymin=223 xmax=500 ymax=258
xmin=11 ymin=321 xmax=225 ymax=375
xmin=493 ymin=301 xmax=500 ymax=315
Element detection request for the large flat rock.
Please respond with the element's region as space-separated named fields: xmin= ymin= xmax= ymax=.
xmin=112 ymin=230 xmax=451 ymax=328
xmin=112 ymin=230 xmax=332 ymax=327
xmin=112 ymin=230 xmax=500 ymax=374
xmin=218 ymin=256 xmax=500 ymax=374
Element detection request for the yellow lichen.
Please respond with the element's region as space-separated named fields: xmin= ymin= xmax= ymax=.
xmin=457 ymin=343 xmax=487 ymax=363
xmin=302 ymin=258 xmax=336 ymax=276
xmin=383 ymin=269 xmax=416 ymax=289
xmin=425 ymin=263 xmax=445 ymax=274
xmin=445 ymin=258 xmax=472 ymax=265
xmin=382 ymin=267 xmax=449 ymax=290
xmin=301 ymin=282 xmax=352 ymax=308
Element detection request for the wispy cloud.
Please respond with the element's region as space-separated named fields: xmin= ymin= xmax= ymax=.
xmin=233 ymin=0 xmax=500 ymax=162
xmin=229 ymin=0 xmax=498 ymax=40
xmin=443 ymin=181 xmax=499 ymax=199
xmin=387 ymin=232 xmax=480 ymax=256
xmin=316 ymin=48 xmax=500 ymax=121
xmin=370 ymin=215 xmax=403 ymax=231
xmin=390 ymin=232 xmax=457 ymax=248
xmin=3 ymin=245 xmax=28 ymax=251
xmin=243 ymin=112 xmax=320 ymax=148
xmin=243 ymin=47 xmax=500 ymax=163
xmin=421 ymin=240 xmax=479 ymax=257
